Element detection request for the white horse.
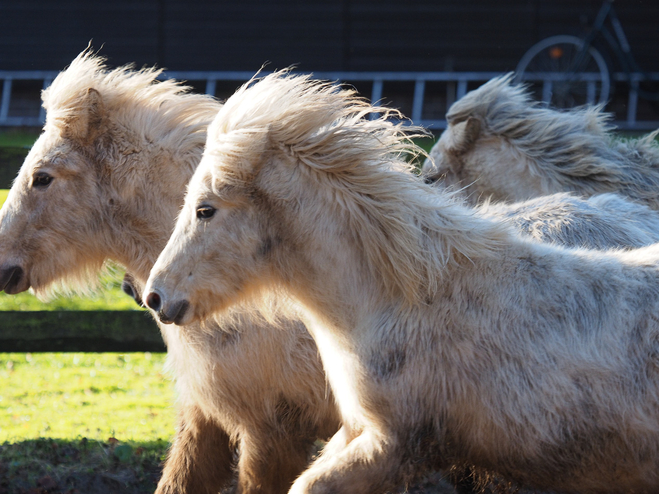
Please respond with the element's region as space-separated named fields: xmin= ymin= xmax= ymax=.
xmin=422 ymin=74 xmax=659 ymax=207
xmin=0 ymin=51 xmax=339 ymax=494
xmin=146 ymin=71 xmax=659 ymax=494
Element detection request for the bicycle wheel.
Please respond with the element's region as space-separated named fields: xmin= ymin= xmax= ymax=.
xmin=515 ymin=35 xmax=611 ymax=109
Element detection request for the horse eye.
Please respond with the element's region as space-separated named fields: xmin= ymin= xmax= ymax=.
xmin=32 ymin=172 xmax=53 ymax=188
xmin=196 ymin=206 xmax=216 ymax=220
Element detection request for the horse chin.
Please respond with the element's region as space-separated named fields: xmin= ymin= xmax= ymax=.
xmin=176 ymin=308 xmax=198 ymax=326
xmin=4 ymin=279 xmax=30 ymax=295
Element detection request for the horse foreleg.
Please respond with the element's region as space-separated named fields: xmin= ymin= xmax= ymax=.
xmin=156 ymin=403 xmax=236 ymax=494
xmin=288 ymin=428 xmax=405 ymax=494
xmin=235 ymin=427 xmax=317 ymax=494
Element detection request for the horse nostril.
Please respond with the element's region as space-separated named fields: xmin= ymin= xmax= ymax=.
xmin=0 ymin=265 xmax=25 ymax=294
xmin=145 ymin=291 xmax=162 ymax=312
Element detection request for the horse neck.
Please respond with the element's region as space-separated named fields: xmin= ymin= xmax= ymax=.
xmin=281 ymin=184 xmax=512 ymax=337
xmin=280 ymin=200 xmax=402 ymax=336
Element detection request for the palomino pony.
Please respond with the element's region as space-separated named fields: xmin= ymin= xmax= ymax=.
xmin=422 ymin=74 xmax=659 ymax=207
xmin=0 ymin=51 xmax=340 ymax=494
xmin=146 ymin=72 xmax=659 ymax=494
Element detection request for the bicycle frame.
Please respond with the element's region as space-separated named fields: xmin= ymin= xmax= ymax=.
xmin=579 ymin=0 xmax=657 ymax=99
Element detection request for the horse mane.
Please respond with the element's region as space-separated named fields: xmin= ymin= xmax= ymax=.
xmin=36 ymin=49 xmax=222 ymax=298
xmin=42 ymin=48 xmax=221 ymax=166
xmin=446 ymin=74 xmax=659 ymax=196
xmin=207 ymin=71 xmax=511 ymax=304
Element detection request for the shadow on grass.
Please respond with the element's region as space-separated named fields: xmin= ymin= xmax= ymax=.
xmin=0 ymin=437 xmax=169 ymax=494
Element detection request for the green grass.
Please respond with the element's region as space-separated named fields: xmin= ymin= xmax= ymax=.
xmin=0 ymin=353 xmax=174 ymax=443
xmin=0 ymin=352 xmax=174 ymax=491
xmin=413 ymin=134 xmax=437 ymax=155
xmin=0 ymin=128 xmax=40 ymax=148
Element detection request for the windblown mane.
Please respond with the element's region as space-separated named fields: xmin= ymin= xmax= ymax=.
xmin=207 ymin=71 xmax=511 ymax=304
xmin=42 ymin=48 xmax=221 ymax=170
xmin=447 ymin=74 xmax=659 ymax=198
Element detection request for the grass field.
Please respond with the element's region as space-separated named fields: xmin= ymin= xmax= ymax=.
xmin=0 ymin=128 xmax=41 ymax=149
xmin=0 ymin=131 xmax=173 ymax=491
xmin=0 ymin=352 xmax=175 ymax=492
xmin=0 ymin=353 xmax=174 ymax=442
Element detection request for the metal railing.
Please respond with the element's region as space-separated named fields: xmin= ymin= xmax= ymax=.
xmin=1 ymin=70 xmax=658 ymax=130
xmin=0 ymin=70 xmax=55 ymax=126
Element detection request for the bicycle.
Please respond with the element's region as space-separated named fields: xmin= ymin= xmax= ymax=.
xmin=515 ymin=0 xmax=659 ymax=109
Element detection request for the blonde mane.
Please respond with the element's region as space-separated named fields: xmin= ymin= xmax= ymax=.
xmin=207 ymin=72 xmax=511 ymax=304
xmin=42 ymin=49 xmax=221 ymax=169
xmin=34 ymin=49 xmax=222 ymax=297
xmin=447 ymin=74 xmax=659 ymax=198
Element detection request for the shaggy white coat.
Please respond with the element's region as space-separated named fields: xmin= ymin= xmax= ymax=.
xmin=147 ymin=71 xmax=659 ymax=494
xmin=3 ymin=54 xmax=658 ymax=494
xmin=481 ymin=192 xmax=659 ymax=249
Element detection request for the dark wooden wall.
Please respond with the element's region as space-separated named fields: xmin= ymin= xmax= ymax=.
xmin=0 ymin=0 xmax=657 ymax=73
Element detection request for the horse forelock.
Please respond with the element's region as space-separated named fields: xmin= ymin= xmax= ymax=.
xmin=206 ymin=71 xmax=510 ymax=305
xmin=446 ymin=75 xmax=640 ymax=189
xmin=42 ymin=48 xmax=220 ymax=155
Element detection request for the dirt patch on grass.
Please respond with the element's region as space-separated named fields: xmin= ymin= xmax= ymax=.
xmin=0 ymin=437 xmax=510 ymax=494
xmin=0 ymin=438 xmax=166 ymax=494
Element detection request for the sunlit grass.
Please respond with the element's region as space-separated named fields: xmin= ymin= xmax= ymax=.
xmin=0 ymin=352 xmax=174 ymax=443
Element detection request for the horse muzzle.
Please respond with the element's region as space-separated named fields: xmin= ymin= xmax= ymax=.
xmin=144 ymin=289 xmax=190 ymax=325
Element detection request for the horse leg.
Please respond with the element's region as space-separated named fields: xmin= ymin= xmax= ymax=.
xmin=235 ymin=427 xmax=316 ymax=494
xmin=289 ymin=428 xmax=407 ymax=494
xmin=156 ymin=403 xmax=236 ymax=494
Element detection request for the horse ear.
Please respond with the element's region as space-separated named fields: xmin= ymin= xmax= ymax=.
xmin=446 ymin=117 xmax=481 ymax=155
xmin=62 ymin=88 xmax=106 ymax=143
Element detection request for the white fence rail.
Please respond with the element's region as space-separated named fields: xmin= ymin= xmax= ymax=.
xmin=1 ymin=70 xmax=658 ymax=131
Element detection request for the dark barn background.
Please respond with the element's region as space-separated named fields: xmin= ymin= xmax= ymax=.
xmin=1 ymin=0 xmax=658 ymax=74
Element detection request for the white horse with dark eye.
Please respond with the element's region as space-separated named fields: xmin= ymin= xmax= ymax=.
xmin=146 ymin=71 xmax=659 ymax=494
xmin=422 ymin=74 xmax=659 ymax=208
